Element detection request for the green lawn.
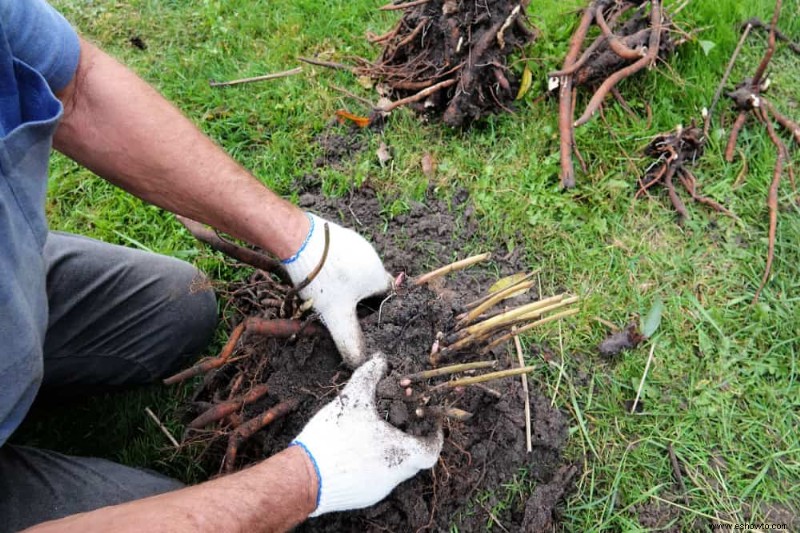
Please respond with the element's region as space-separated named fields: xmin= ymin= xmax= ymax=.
xmin=15 ymin=0 xmax=800 ymax=529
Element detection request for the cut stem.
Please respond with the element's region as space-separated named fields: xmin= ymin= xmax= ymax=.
xmin=464 ymin=271 xmax=539 ymax=310
xmin=630 ymin=342 xmax=656 ymax=414
xmin=456 ymin=280 xmax=535 ymax=328
xmin=404 ymin=360 xmax=497 ymax=382
xmin=460 ymin=295 xmax=569 ymax=339
xmin=413 ymin=253 xmax=491 ymax=286
xmin=209 ymin=67 xmax=302 ymax=87
xmin=481 ymin=308 xmax=580 ymax=355
xmin=513 ymin=328 xmax=533 ymax=453
xmin=434 ymin=366 xmax=536 ymax=390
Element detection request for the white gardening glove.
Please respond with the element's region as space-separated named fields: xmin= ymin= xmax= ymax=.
xmin=291 ymin=354 xmax=443 ymax=517
xmin=283 ymin=213 xmax=393 ymax=368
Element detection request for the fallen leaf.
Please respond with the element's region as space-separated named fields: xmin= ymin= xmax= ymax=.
xmin=421 ymin=152 xmax=436 ymax=178
xmin=335 ymin=109 xmax=371 ymax=128
xmin=516 ymin=64 xmax=532 ymax=100
xmin=641 ymin=297 xmax=663 ymax=338
xmin=377 ymin=142 xmax=392 ymax=165
xmin=698 ymin=40 xmax=716 ymax=56
xmin=356 ymin=75 xmax=374 ymax=89
xmin=487 ymin=272 xmax=531 ymax=299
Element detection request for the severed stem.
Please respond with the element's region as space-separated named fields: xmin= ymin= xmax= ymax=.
xmin=298 ymin=56 xmax=352 ymax=72
xmin=416 ymin=406 xmax=473 ymax=422
xmin=480 ymin=308 xmax=580 ymax=355
xmin=513 ymin=328 xmax=532 ymax=453
xmin=433 ymin=366 xmax=536 ymax=389
xmin=378 ymin=78 xmax=458 ymax=114
xmin=456 ymin=280 xmax=535 ymax=328
xmin=402 ymin=361 xmax=497 ymax=383
xmin=209 ymin=67 xmax=302 ymax=88
xmin=443 ymin=297 xmax=578 ymax=355
xmin=706 ymin=22 xmax=752 ymax=135
xmin=463 ymin=271 xmax=538 ymax=310
xmin=457 ymin=295 xmax=569 ymax=339
xmin=413 ymin=252 xmax=491 ymax=286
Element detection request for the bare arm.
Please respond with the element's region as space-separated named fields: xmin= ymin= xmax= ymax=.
xmin=53 ymin=36 xmax=308 ymax=259
xmin=25 ymin=447 xmax=317 ymax=533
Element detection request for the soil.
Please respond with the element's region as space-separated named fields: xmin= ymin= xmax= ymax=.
xmin=184 ymin=183 xmax=574 ymax=531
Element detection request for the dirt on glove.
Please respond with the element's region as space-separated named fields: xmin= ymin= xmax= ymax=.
xmin=188 ymin=183 xmax=574 ymax=531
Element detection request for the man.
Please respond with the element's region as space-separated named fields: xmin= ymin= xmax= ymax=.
xmin=0 ymin=1 xmax=441 ymax=531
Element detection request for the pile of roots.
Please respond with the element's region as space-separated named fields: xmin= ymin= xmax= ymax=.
xmin=553 ymin=0 xmax=680 ymax=187
xmin=354 ymin=0 xmax=537 ymax=127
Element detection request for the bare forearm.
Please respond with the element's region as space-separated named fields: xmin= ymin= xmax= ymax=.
xmin=26 ymin=447 xmax=317 ymax=533
xmin=54 ymin=37 xmax=307 ymax=259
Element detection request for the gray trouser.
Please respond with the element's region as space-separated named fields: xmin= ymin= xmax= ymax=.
xmin=0 ymin=231 xmax=218 ymax=532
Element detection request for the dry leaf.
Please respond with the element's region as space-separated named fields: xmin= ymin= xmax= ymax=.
xmin=377 ymin=142 xmax=392 ymax=165
xmin=488 ymin=273 xmax=531 ymax=299
xmin=356 ymin=75 xmax=374 ymax=89
xmin=335 ymin=109 xmax=371 ymax=128
xmin=421 ymin=152 xmax=436 ymax=178
xmin=516 ymin=64 xmax=532 ymax=100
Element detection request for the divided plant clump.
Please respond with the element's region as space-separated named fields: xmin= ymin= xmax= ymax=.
xmin=300 ymin=0 xmax=537 ymax=128
xmin=164 ymin=186 xmax=579 ymax=530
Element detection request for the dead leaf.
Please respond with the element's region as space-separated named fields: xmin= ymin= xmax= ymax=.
xmin=487 ymin=272 xmax=531 ymax=299
xmin=335 ymin=109 xmax=371 ymax=128
xmin=356 ymin=75 xmax=374 ymax=89
xmin=516 ymin=64 xmax=532 ymax=100
xmin=377 ymin=142 xmax=392 ymax=166
xmin=421 ymin=152 xmax=436 ymax=178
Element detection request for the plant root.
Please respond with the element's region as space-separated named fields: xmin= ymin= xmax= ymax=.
xmin=223 ymin=398 xmax=300 ymax=473
xmin=176 ymin=216 xmax=288 ymax=282
xmin=719 ymin=0 xmax=797 ymax=303
xmin=356 ymin=0 xmax=537 ymax=127
xmin=163 ymin=318 xmax=318 ymax=385
xmin=553 ymin=0 xmax=679 ymax=187
xmin=188 ymin=384 xmax=270 ymax=429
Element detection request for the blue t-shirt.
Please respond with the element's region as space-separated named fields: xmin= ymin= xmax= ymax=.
xmin=0 ymin=0 xmax=80 ymax=447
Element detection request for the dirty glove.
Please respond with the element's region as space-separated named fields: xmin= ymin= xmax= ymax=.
xmin=291 ymin=354 xmax=443 ymax=517
xmin=283 ymin=213 xmax=393 ymax=367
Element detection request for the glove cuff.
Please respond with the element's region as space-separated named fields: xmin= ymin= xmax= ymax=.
xmin=290 ymin=438 xmax=371 ymax=517
xmin=282 ymin=212 xmax=325 ymax=286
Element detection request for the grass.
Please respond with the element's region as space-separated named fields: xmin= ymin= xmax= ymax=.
xmin=13 ymin=0 xmax=800 ymax=529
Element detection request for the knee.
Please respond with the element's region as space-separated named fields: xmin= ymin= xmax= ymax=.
xmin=170 ymin=264 xmax=219 ymax=350
xmin=154 ymin=262 xmax=219 ymax=377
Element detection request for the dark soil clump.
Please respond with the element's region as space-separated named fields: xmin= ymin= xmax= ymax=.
xmin=182 ymin=184 xmax=574 ymax=531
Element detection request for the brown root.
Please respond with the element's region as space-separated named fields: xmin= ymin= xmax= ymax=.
xmin=556 ymin=0 xmax=678 ymax=186
xmin=223 ymin=399 xmax=300 ymax=473
xmin=176 ymin=216 xmax=288 ymax=282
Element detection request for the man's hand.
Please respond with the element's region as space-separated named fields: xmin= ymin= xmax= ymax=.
xmin=291 ymin=354 xmax=443 ymax=517
xmin=282 ymin=214 xmax=393 ymax=367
